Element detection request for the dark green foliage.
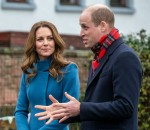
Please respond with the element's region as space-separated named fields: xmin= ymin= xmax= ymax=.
xmin=122 ymin=29 xmax=150 ymax=130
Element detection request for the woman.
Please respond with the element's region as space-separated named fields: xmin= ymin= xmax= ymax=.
xmin=15 ymin=21 xmax=80 ymax=130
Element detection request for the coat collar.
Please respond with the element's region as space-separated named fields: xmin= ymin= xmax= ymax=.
xmin=36 ymin=57 xmax=52 ymax=71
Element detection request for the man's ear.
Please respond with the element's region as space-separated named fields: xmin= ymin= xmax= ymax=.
xmin=100 ymin=21 xmax=107 ymax=32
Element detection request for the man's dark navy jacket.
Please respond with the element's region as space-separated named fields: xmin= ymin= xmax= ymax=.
xmin=64 ymin=37 xmax=142 ymax=130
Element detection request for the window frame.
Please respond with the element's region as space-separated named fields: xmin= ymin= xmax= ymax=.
xmin=106 ymin=0 xmax=135 ymax=14
xmin=1 ymin=0 xmax=36 ymax=10
xmin=55 ymin=0 xmax=85 ymax=12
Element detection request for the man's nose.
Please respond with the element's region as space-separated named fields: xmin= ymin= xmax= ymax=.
xmin=80 ymin=29 xmax=84 ymax=37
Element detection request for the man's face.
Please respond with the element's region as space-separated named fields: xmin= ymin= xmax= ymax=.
xmin=79 ymin=11 xmax=102 ymax=48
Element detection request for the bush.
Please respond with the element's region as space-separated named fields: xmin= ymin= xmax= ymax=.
xmin=122 ymin=29 xmax=150 ymax=130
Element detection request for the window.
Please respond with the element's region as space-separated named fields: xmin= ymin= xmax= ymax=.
xmin=55 ymin=0 xmax=85 ymax=12
xmin=6 ymin=0 xmax=27 ymax=3
xmin=60 ymin=0 xmax=80 ymax=6
xmin=1 ymin=0 xmax=36 ymax=10
xmin=110 ymin=0 xmax=127 ymax=7
xmin=106 ymin=0 xmax=135 ymax=14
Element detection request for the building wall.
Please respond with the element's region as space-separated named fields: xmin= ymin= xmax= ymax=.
xmin=115 ymin=0 xmax=150 ymax=34
xmin=0 ymin=0 xmax=150 ymax=35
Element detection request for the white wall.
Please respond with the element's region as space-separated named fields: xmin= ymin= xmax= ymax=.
xmin=115 ymin=0 xmax=150 ymax=35
xmin=0 ymin=0 xmax=81 ymax=35
xmin=0 ymin=0 xmax=150 ymax=35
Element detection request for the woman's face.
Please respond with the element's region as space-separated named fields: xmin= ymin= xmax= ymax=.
xmin=36 ymin=27 xmax=55 ymax=60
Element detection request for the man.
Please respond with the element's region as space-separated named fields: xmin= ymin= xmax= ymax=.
xmin=35 ymin=4 xmax=142 ymax=130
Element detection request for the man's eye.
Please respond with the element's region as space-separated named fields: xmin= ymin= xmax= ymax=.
xmin=82 ymin=26 xmax=88 ymax=30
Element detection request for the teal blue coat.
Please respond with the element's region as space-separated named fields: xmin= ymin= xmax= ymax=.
xmin=15 ymin=58 xmax=80 ymax=130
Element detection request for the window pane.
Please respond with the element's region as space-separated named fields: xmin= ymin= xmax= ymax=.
xmin=60 ymin=0 xmax=80 ymax=6
xmin=6 ymin=0 xmax=27 ymax=3
xmin=110 ymin=0 xmax=127 ymax=7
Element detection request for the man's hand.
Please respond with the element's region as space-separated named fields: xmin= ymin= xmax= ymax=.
xmin=34 ymin=95 xmax=60 ymax=124
xmin=51 ymin=92 xmax=80 ymax=123
xmin=35 ymin=92 xmax=80 ymax=124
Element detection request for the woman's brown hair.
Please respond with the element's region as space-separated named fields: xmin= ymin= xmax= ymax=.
xmin=21 ymin=21 xmax=69 ymax=82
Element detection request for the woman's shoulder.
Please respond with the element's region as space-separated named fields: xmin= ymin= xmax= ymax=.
xmin=65 ymin=61 xmax=78 ymax=70
xmin=61 ymin=62 xmax=78 ymax=73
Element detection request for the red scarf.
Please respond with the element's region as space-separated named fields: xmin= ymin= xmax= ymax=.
xmin=91 ymin=28 xmax=120 ymax=73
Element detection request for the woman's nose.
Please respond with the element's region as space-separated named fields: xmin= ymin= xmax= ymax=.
xmin=43 ymin=39 xmax=48 ymax=45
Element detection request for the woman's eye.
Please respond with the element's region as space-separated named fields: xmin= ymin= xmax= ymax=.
xmin=37 ymin=38 xmax=43 ymax=42
xmin=47 ymin=37 xmax=54 ymax=41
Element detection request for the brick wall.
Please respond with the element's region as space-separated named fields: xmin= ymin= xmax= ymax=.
xmin=0 ymin=48 xmax=92 ymax=108
xmin=0 ymin=52 xmax=22 ymax=106
xmin=0 ymin=31 xmax=86 ymax=50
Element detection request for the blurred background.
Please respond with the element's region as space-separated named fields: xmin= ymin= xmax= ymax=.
xmin=0 ymin=0 xmax=150 ymax=35
xmin=0 ymin=0 xmax=150 ymax=130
